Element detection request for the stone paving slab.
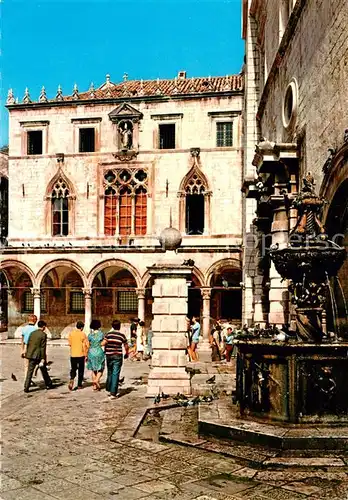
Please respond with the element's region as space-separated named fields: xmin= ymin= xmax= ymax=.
xmin=2 ymin=345 xmax=348 ymax=500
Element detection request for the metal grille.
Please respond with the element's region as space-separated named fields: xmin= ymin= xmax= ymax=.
xmin=216 ymin=122 xmax=233 ymax=147
xmin=118 ymin=290 xmax=137 ymax=312
xmin=22 ymin=291 xmax=47 ymax=313
xmin=70 ymin=291 xmax=85 ymax=313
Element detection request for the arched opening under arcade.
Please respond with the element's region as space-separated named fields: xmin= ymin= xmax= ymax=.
xmin=37 ymin=261 xmax=86 ymax=338
xmin=90 ymin=263 xmax=140 ymax=336
xmin=208 ymin=260 xmax=242 ymax=324
xmin=0 ymin=262 xmax=35 ymax=338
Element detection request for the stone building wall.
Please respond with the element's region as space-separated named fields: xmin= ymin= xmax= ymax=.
xmin=1 ymin=74 xmax=244 ymax=337
xmin=242 ymin=0 xmax=348 ymax=326
xmin=8 ymin=94 xmax=243 ymax=243
xmin=257 ymin=0 xmax=348 ymax=182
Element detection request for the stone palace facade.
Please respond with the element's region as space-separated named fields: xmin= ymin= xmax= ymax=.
xmin=0 ymin=72 xmax=244 ymax=339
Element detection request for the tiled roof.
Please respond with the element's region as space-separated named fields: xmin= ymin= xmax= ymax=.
xmin=7 ymin=74 xmax=244 ymax=106
xmin=76 ymin=75 xmax=243 ymax=101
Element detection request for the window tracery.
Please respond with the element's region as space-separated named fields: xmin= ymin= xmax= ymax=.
xmin=104 ymin=168 xmax=148 ymax=236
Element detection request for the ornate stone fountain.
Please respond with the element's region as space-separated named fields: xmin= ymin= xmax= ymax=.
xmin=235 ymin=174 xmax=348 ymax=425
xmin=270 ymin=173 xmax=346 ymax=342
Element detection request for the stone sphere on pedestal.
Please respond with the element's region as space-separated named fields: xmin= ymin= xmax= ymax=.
xmin=159 ymin=227 xmax=182 ymax=251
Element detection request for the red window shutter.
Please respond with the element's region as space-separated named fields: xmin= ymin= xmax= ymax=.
xmin=119 ymin=188 xmax=132 ymax=235
xmin=104 ymin=193 xmax=117 ymax=236
xmin=135 ymin=188 xmax=147 ymax=236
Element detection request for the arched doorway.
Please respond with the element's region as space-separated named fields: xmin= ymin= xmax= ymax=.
xmin=91 ymin=266 xmax=138 ymax=332
xmin=208 ymin=261 xmax=242 ymax=323
xmin=38 ymin=264 xmax=86 ymax=338
xmin=188 ymin=274 xmax=203 ymax=319
xmin=0 ymin=262 xmax=35 ymax=338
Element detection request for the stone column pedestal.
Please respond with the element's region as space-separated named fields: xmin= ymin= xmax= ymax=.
xmin=147 ymin=265 xmax=191 ymax=397
xmin=136 ymin=288 xmax=146 ymax=322
xmin=198 ymin=287 xmax=212 ymax=362
xmin=83 ymin=288 xmax=92 ymax=334
xmin=31 ymin=288 xmax=41 ymax=320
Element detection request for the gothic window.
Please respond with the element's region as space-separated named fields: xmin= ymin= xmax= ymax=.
xmin=185 ymin=174 xmax=206 ymax=235
xmin=103 ymin=168 xmax=148 ymax=236
xmin=51 ymin=178 xmax=70 ymax=236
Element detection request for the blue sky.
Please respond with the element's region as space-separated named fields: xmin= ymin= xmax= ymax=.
xmin=0 ymin=0 xmax=244 ymax=147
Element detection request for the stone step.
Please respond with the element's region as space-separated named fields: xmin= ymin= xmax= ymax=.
xmin=198 ymin=399 xmax=348 ymax=451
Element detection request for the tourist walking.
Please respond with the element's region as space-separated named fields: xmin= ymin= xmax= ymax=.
xmin=188 ymin=316 xmax=201 ymax=362
xmin=224 ymin=327 xmax=235 ymax=362
xmin=86 ymin=319 xmax=105 ymax=391
xmin=21 ymin=314 xmax=38 ymax=376
xmin=211 ymin=323 xmax=222 ymax=361
xmin=24 ymin=320 xmax=53 ymax=393
xmin=105 ymin=319 xmax=129 ymax=399
xmin=68 ymin=321 xmax=88 ymax=391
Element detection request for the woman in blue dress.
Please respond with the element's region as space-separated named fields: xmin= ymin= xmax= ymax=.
xmin=87 ymin=319 xmax=105 ymax=390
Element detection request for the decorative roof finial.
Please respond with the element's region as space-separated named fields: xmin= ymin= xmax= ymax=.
xmin=155 ymin=77 xmax=162 ymax=95
xmin=139 ymin=79 xmax=144 ymax=96
xmin=89 ymin=82 xmax=95 ymax=98
xmin=190 ymin=77 xmax=195 ymax=92
xmin=123 ymin=72 xmax=128 ymax=82
xmin=55 ymin=85 xmax=64 ymax=101
xmin=39 ymin=86 xmax=48 ymax=103
xmin=106 ymin=74 xmax=111 ymax=84
xmin=72 ymin=83 xmax=79 ymax=100
xmin=23 ymin=87 xmax=31 ymax=104
xmin=173 ymin=77 xmax=178 ymax=94
xmin=224 ymin=76 xmax=231 ymax=91
xmin=6 ymin=88 xmax=15 ymax=105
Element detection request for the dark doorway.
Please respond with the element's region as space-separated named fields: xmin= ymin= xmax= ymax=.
xmin=221 ymin=290 xmax=242 ymax=319
xmin=188 ymin=288 xmax=201 ymax=318
xmin=186 ymin=194 xmax=204 ymax=235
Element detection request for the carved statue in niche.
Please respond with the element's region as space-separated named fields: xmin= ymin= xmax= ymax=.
xmin=119 ymin=121 xmax=133 ymax=150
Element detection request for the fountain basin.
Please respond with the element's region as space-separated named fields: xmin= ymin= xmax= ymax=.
xmin=235 ymin=340 xmax=348 ymax=424
xmin=270 ymin=245 xmax=346 ymax=281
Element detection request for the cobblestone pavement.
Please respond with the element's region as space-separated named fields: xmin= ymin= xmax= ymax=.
xmin=1 ymin=345 xmax=348 ymax=500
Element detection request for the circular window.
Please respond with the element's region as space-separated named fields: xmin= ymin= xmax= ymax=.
xmin=282 ymin=78 xmax=298 ymax=129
